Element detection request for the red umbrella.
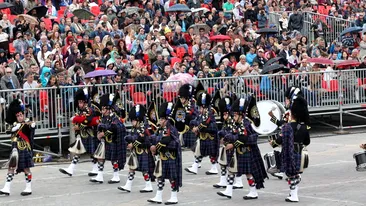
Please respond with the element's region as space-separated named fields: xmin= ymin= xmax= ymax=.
xmin=210 ymin=35 xmax=231 ymax=41
xmin=306 ymin=58 xmax=334 ymax=65
xmin=334 ymin=60 xmax=360 ymax=69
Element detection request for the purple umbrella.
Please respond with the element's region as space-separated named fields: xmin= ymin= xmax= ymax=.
xmin=84 ymin=70 xmax=117 ymax=78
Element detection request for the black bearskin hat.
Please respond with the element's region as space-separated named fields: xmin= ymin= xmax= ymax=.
xmin=218 ymin=96 xmax=232 ymax=115
xmin=178 ymin=83 xmax=194 ymax=99
xmin=231 ymin=97 xmax=247 ymax=115
xmin=129 ymin=104 xmax=146 ymax=121
xmin=6 ymin=99 xmax=24 ymax=124
xmin=194 ymin=81 xmax=205 ymax=100
xmin=75 ymin=88 xmax=88 ymax=102
xmin=285 ymin=86 xmax=303 ymax=100
xmin=211 ymin=90 xmax=221 ymax=114
xmin=196 ymin=92 xmax=211 ymax=108
xmin=290 ymin=96 xmax=310 ymax=125
xmin=158 ymin=102 xmax=174 ymax=119
xmin=246 ymin=94 xmax=260 ymax=127
xmin=100 ymin=93 xmax=114 ymax=108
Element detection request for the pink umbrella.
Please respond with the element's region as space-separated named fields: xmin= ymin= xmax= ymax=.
xmin=306 ymin=58 xmax=334 ymax=65
xmin=163 ymin=73 xmax=194 ymax=92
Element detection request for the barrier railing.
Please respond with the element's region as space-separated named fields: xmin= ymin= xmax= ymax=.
xmin=269 ymin=11 xmax=352 ymax=44
xmin=1 ymin=69 xmax=366 ymax=154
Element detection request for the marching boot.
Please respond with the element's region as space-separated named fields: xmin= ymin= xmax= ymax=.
xmin=233 ymin=176 xmax=243 ymax=189
xmin=88 ymin=162 xmax=98 ymax=177
xmin=147 ymin=190 xmax=163 ymax=204
xmin=286 ymin=186 xmax=299 ymax=202
xmin=243 ymin=186 xmax=258 ymax=200
xmin=140 ymin=180 xmax=153 ymax=193
xmin=20 ymin=183 xmax=32 ymax=196
xmin=59 ymin=163 xmax=75 ymax=176
xmin=272 ymin=172 xmax=284 ymax=180
xmin=184 ymin=162 xmax=198 ymax=174
xmin=206 ymin=163 xmax=218 ymax=175
xmin=108 ymin=171 xmax=120 ymax=184
xmin=213 ymin=175 xmax=227 ymax=188
xmin=165 ymin=191 xmax=178 ymax=205
xmin=217 ymin=184 xmax=233 ymax=199
xmin=0 ymin=182 xmax=11 ymax=196
xmin=118 ymin=179 xmax=133 ymax=192
xmin=90 ymin=171 xmax=104 ymax=183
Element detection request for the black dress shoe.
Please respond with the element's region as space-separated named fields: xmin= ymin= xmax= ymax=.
xmin=0 ymin=191 xmax=9 ymax=196
xmin=88 ymin=172 xmax=97 ymax=177
xmin=140 ymin=189 xmax=153 ymax=193
xmin=165 ymin=201 xmax=178 ymax=205
xmin=243 ymin=196 xmax=258 ymax=200
xmin=217 ymin=191 xmax=231 ymax=199
xmin=213 ymin=184 xmax=226 ymax=188
xmin=20 ymin=191 xmax=32 ymax=196
xmin=184 ymin=168 xmax=197 ymax=174
xmin=205 ymin=171 xmax=218 ymax=175
xmin=233 ymin=186 xmax=243 ymax=189
xmin=108 ymin=180 xmax=120 ymax=184
xmin=89 ymin=179 xmax=103 ymax=183
xmin=147 ymin=199 xmax=162 ymax=204
xmin=59 ymin=169 xmax=72 ymax=177
xmin=117 ymin=186 xmax=130 ymax=192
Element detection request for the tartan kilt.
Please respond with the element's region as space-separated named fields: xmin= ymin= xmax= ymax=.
xmin=200 ymin=138 xmax=219 ymax=158
xmin=183 ymin=131 xmax=197 ymax=149
xmin=236 ymin=146 xmax=267 ymax=189
xmin=135 ymin=149 xmax=155 ymax=175
xmin=81 ymin=133 xmax=99 ymax=155
xmin=161 ymin=158 xmax=178 ymax=181
xmin=294 ymin=152 xmax=301 ymax=172
xmin=105 ymin=141 xmax=117 ymax=162
xmin=13 ymin=141 xmax=34 ymax=173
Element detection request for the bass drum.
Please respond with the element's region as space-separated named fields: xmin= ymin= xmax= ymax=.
xmin=252 ymin=100 xmax=286 ymax=135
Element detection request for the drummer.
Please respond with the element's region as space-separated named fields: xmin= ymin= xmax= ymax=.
xmin=268 ymin=86 xmax=304 ymax=179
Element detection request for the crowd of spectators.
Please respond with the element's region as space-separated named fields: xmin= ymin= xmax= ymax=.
xmin=0 ymin=0 xmax=365 ymax=110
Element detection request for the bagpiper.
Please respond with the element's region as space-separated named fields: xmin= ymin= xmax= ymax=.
xmin=90 ymin=93 xmax=127 ymax=184
xmin=148 ymin=102 xmax=182 ymax=205
xmin=275 ymin=95 xmax=310 ymax=202
xmin=217 ymin=95 xmax=267 ymax=200
xmin=268 ymin=86 xmax=304 ymax=179
xmin=0 ymin=99 xmax=36 ymax=196
xmin=185 ymin=92 xmax=219 ymax=175
xmin=118 ymin=104 xmax=155 ymax=193
xmin=177 ymin=84 xmax=198 ymax=149
xmin=59 ymin=88 xmax=100 ymax=177
xmin=214 ymin=96 xmax=243 ymax=189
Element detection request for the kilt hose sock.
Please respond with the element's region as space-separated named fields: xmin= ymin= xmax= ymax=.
xmin=128 ymin=172 xmax=135 ymax=181
xmin=221 ymin=166 xmax=227 ymax=176
xmin=72 ymin=156 xmax=80 ymax=164
xmin=113 ymin=162 xmax=119 ymax=172
xmin=227 ymin=174 xmax=235 ymax=185
xmin=6 ymin=173 xmax=14 ymax=182
xmin=25 ymin=173 xmax=32 ymax=183
xmin=157 ymin=178 xmax=165 ymax=191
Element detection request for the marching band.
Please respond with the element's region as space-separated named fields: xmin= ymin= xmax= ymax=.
xmin=0 ymin=83 xmax=314 ymax=204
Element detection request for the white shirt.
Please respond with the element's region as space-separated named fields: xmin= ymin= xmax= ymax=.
xmin=0 ymin=32 xmax=9 ymax=42
xmin=214 ymin=53 xmax=223 ymax=65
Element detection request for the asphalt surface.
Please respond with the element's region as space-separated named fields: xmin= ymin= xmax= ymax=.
xmin=0 ymin=132 xmax=365 ymax=206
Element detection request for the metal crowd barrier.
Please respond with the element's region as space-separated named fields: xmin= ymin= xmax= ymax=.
xmin=269 ymin=11 xmax=352 ymax=44
xmin=1 ymin=69 xmax=366 ymax=155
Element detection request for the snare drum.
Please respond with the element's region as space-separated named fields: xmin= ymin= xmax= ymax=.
xmin=252 ymin=100 xmax=286 ymax=135
xmin=354 ymin=151 xmax=366 ymax=172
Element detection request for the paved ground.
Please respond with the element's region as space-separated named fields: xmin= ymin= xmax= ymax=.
xmin=0 ymin=133 xmax=365 ymax=206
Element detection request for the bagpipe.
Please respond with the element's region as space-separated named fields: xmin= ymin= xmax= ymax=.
xmin=72 ymin=115 xmax=100 ymax=127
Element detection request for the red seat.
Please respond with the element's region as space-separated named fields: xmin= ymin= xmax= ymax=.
xmin=9 ymin=43 xmax=15 ymax=54
xmin=43 ymin=18 xmax=52 ymax=30
xmin=328 ymin=80 xmax=339 ymax=92
xmin=163 ymin=92 xmax=177 ymax=102
xmin=321 ymin=80 xmax=328 ymax=89
xmin=90 ymin=6 xmax=101 ymax=16
xmin=175 ymin=47 xmax=185 ymax=59
xmin=188 ymin=46 xmax=193 ymax=56
xmin=358 ymin=78 xmax=363 ymax=86
xmin=40 ymin=91 xmax=48 ymax=112
xmin=132 ymin=92 xmax=147 ymax=105
xmin=207 ymin=87 xmax=214 ymax=95
xmin=57 ymin=10 xmax=64 ymax=18
xmin=170 ymin=57 xmax=181 ymax=68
